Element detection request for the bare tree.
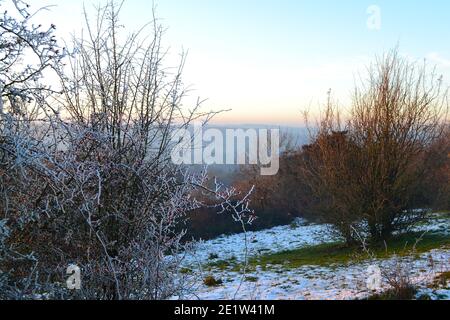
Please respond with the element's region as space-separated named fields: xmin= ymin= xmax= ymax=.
xmin=351 ymin=50 xmax=448 ymax=240
xmin=298 ymin=92 xmax=365 ymax=244
xmin=302 ymin=50 xmax=448 ymax=244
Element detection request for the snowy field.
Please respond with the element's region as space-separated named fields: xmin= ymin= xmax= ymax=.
xmin=182 ymin=219 xmax=338 ymax=265
xmin=174 ymin=215 xmax=450 ymax=300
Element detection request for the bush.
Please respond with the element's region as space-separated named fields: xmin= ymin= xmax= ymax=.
xmin=0 ymin=0 xmax=253 ymax=300
xmin=301 ymin=50 xmax=448 ymax=244
xmin=203 ymin=276 xmax=223 ymax=287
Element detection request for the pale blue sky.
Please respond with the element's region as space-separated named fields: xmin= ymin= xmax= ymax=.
xmin=30 ymin=0 xmax=450 ymax=124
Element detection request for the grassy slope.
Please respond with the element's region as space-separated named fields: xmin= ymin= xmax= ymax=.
xmin=250 ymin=232 xmax=450 ymax=269
xmin=206 ymin=213 xmax=449 ymax=271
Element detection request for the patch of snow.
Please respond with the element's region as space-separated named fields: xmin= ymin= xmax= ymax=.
xmin=417 ymin=288 xmax=450 ymax=300
xmin=182 ymin=222 xmax=340 ymax=266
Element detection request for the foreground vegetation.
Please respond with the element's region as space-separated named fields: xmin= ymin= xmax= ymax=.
xmin=366 ymin=271 xmax=450 ymax=300
xmin=0 ymin=0 xmax=253 ymax=300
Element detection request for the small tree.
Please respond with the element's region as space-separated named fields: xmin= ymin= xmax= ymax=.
xmin=352 ymin=50 xmax=447 ymax=240
xmin=301 ymin=98 xmax=365 ymax=244
xmin=303 ymin=50 xmax=448 ymax=244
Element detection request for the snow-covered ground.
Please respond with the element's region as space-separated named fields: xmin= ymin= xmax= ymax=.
xmin=182 ymin=219 xmax=338 ymax=265
xmin=175 ymin=215 xmax=449 ymax=300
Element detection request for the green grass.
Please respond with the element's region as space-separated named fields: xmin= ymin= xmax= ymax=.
xmin=205 ymin=232 xmax=449 ymax=271
xmin=251 ymin=242 xmax=353 ymax=268
xmin=207 ymin=259 xmax=236 ymax=270
xmin=180 ymin=267 xmax=193 ymax=274
xmin=248 ymin=232 xmax=450 ymax=269
xmin=204 ymin=213 xmax=449 ymax=271
xmin=206 ymin=255 xmax=240 ymax=271
xmin=245 ymin=276 xmax=259 ymax=282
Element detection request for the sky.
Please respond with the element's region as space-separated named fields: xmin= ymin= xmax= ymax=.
xmin=26 ymin=0 xmax=450 ymax=125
